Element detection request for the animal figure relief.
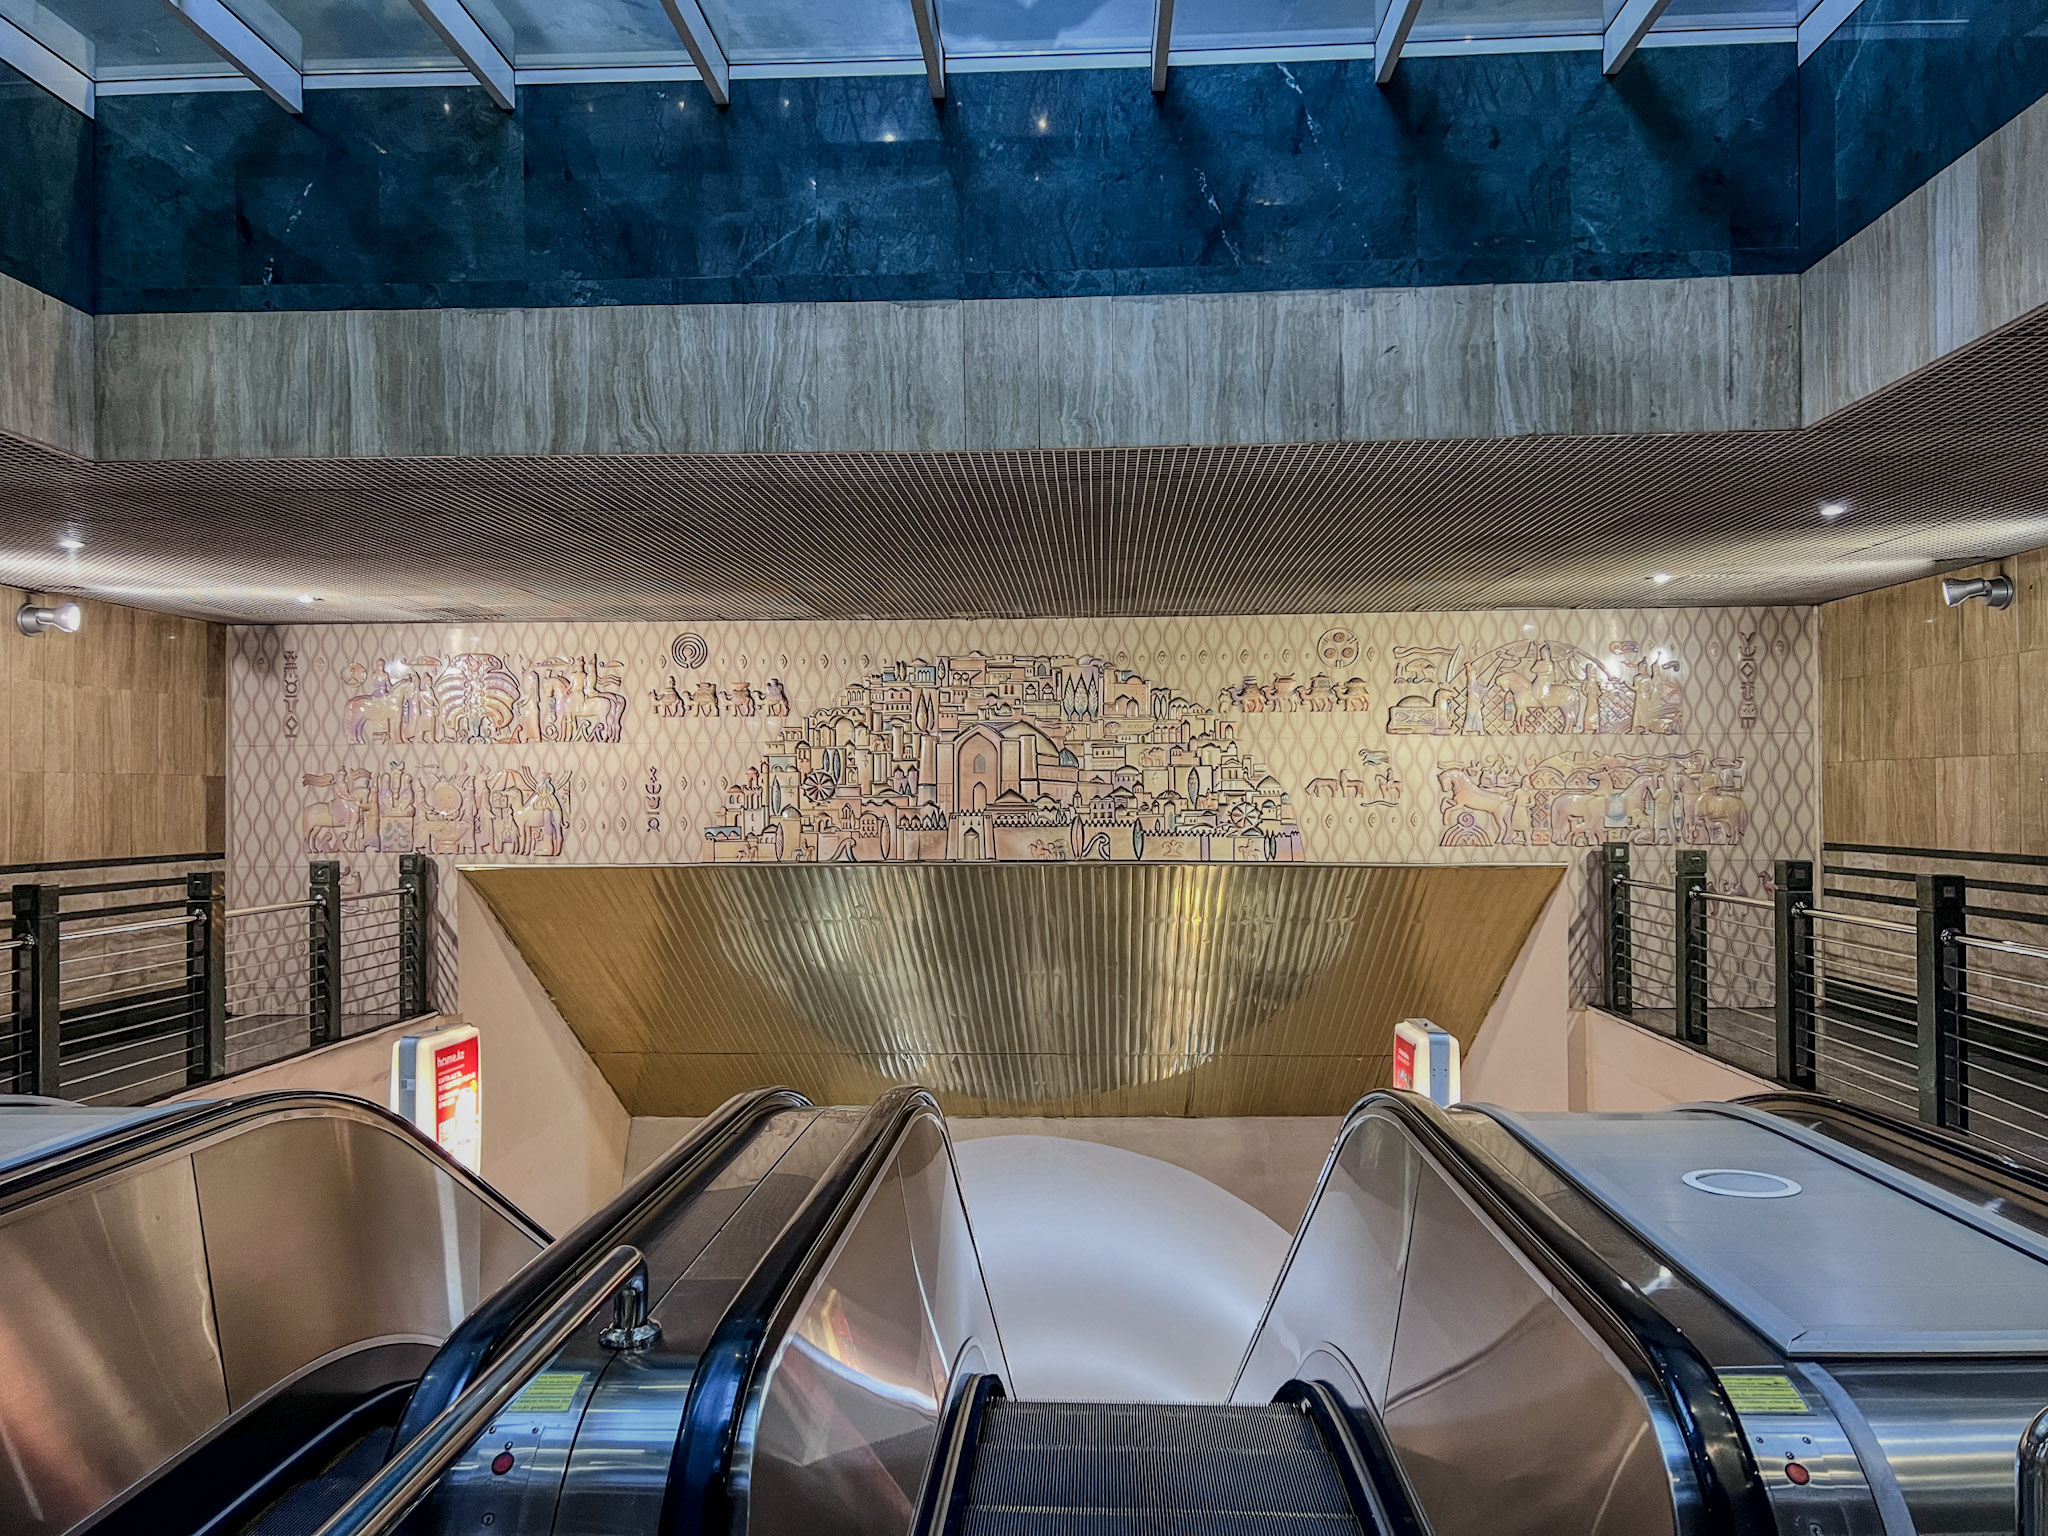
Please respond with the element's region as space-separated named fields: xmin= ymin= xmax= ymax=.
xmin=343 ymin=652 xmax=625 ymax=744
xmin=1432 ymin=749 xmax=1746 ymax=848
xmin=301 ymin=763 xmax=574 ymax=858
xmin=648 ymin=676 xmax=791 ymax=720
xmin=1304 ymin=751 xmax=1404 ymax=807
xmin=1388 ymin=639 xmax=1683 ymax=737
xmin=1218 ymin=672 xmax=1369 ymax=715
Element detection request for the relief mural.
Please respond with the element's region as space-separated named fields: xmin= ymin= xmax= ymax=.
xmin=1435 ymin=750 xmax=1748 ymax=849
xmin=705 ymin=653 xmax=1302 ymax=863
xmin=344 ymin=652 xmax=628 ymax=744
xmin=302 ymin=762 xmax=574 ymax=856
xmin=1387 ymin=639 xmax=1682 ymax=737
xmin=1305 ymin=751 xmax=1404 ymax=806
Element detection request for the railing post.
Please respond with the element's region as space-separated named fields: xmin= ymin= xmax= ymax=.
xmin=1603 ymin=843 xmax=1632 ymax=1015
xmin=310 ymin=861 xmax=342 ymax=1047
xmin=186 ymin=871 xmax=226 ymax=1085
xmin=1675 ymin=849 xmax=1708 ymax=1047
xmin=1915 ymin=872 xmax=1967 ymax=1129
xmin=11 ymin=884 xmax=61 ymax=1096
xmin=399 ymin=853 xmax=433 ymax=1020
xmin=1773 ymin=859 xmax=1815 ymax=1089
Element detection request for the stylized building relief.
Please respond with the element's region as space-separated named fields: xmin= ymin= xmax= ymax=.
xmin=1387 ymin=639 xmax=1683 ymax=737
xmin=1434 ymin=749 xmax=1748 ymax=848
xmin=343 ymin=652 xmax=627 ymax=744
xmin=301 ymin=762 xmax=574 ymax=856
xmin=705 ymin=653 xmax=1302 ymax=863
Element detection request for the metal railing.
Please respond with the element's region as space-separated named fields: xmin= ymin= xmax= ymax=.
xmin=6 ymin=853 xmax=436 ymax=1105
xmin=1604 ymin=844 xmax=2048 ymax=1163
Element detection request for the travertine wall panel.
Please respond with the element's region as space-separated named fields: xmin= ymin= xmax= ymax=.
xmin=96 ymin=276 xmax=1802 ymax=462
xmin=0 ymin=271 xmax=93 ymax=458
xmin=1 ymin=587 xmax=226 ymax=865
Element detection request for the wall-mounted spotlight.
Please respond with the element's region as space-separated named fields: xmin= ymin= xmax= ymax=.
xmin=1942 ymin=575 xmax=2015 ymax=609
xmin=16 ymin=600 xmax=82 ymax=636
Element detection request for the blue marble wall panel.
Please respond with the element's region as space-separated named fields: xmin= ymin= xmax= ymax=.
xmin=0 ymin=61 xmax=94 ymax=311
xmin=94 ymin=50 xmax=1797 ymax=313
xmin=1802 ymin=0 xmax=2048 ymax=264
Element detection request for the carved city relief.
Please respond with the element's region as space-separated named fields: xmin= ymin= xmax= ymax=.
xmin=705 ymin=653 xmax=1302 ymax=863
xmin=1387 ymin=639 xmax=1683 ymax=736
xmin=1434 ymin=750 xmax=1748 ymax=848
xmin=301 ymin=762 xmax=574 ymax=856
xmin=342 ymin=653 xmax=627 ymax=744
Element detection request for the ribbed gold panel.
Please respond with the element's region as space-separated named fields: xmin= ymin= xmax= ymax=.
xmin=465 ymin=862 xmax=1561 ymax=1117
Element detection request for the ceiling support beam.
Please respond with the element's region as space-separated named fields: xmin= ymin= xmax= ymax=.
xmin=408 ymin=0 xmax=515 ymax=109
xmin=658 ymin=0 xmax=730 ymax=106
xmin=1602 ymin=0 xmax=1673 ymax=75
xmin=909 ymin=0 xmax=945 ymax=100
xmin=0 ymin=15 xmax=93 ymax=116
xmin=163 ymin=0 xmax=301 ymax=112
xmin=1150 ymin=0 xmax=1174 ymax=93
xmin=1373 ymin=0 xmax=1424 ymax=85
xmin=1797 ymin=0 xmax=1865 ymax=62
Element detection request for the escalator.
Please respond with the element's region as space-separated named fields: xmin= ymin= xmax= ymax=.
xmin=12 ymin=1083 xmax=2048 ymax=1536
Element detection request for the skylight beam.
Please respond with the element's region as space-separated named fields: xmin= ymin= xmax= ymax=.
xmin=163 ymin=0 xmax=301 ymax=112
xmin=1374 ymin=0 xmax=1425 ymax=84
xmin=659 ymin=0 xmax=731 ymax=106
xmin=910 ymin=0 xmax=946 ymax=99
xmin=1151 ymin=0 xmax=1174 ymax=93
xmin=1603 ymin=0 xmax=1674 ymax=74
xmin=409 ymin=0 xmax=515 ymax=109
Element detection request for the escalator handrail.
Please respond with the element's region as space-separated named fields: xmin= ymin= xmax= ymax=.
xmin=1738 ymin=1088 xmax=2048 ymax=1197
xmin=661 ymin=1084 xmax=940 ymax=1536
xmin=1277 ymin=1378 xmax=1433 ymax=1536
xmin=0 ymin=1090 xmax=545 ymax=1240
xmin=313 ymin=1243 xmax=651 ymax=1536
xmin=394 ymin=1084 xmax=813 ymax=1445
xmin=1244 ymin=1091 xmax=1773 ymax=1536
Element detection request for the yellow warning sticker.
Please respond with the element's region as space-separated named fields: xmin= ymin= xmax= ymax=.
xmin=1720 ymin=1373 xmax=1809 ymax=1415
xmin=507 ymin=1372 xmax=585 ymax=1414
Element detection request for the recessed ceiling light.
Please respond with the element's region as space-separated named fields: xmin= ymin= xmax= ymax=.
xmin=1650 ymin=572 xmax=1674 ymax=585
xmin=1820 ymin=502 xmax=1847 ymax=518
xmin=57 ymin=535 xmax=82 ymax=551
xmin=295 ymin=593 xmax=318 ymax=605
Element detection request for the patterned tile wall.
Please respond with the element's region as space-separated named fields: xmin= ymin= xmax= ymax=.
xmin=229 ymin=606 xmax=1821 ymax=1007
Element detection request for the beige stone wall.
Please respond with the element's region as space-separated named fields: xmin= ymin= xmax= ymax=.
xmin=1821 ymin=551 xmax=2044 ymax=852
xmin=1 ymin=587 xmax=225 ymax=865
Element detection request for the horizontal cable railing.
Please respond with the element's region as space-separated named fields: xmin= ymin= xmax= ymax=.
xmin=6 ymin=854 xmax=438 ymax=1105
xmin=1605 ymin=844 xmax=2048 ymax=1162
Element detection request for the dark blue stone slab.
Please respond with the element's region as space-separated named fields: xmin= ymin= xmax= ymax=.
xmin=1801 ymin=0 xmax=2048 ymax=264
xmin=0 ymin=61 xmax=94 ymax=311
xmin=93 ymin=52 xmax=1799 ymax=313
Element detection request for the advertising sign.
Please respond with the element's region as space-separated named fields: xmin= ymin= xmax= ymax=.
xmin=393 ymin=1023 xmax=482 ymax=1171
xmin=1390 ymin=1018 xmax=1462 ymax=1107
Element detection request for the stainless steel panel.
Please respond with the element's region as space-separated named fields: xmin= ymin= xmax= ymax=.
xmin=743 ymin=1109 xmax=1007 ymax=1536
xmin=1382 ymin=1158 xmax=1676 ymax=1536
xmin=192 ymin=1112 xmax=541 ymax=1408
xmin=1235 ymin=1113 xmax=1416 ymax=1408
xmin=1826 ymin=1361 xmax=2048 ymax=1536
xmin=0 ymin=1154 xmax=228 ymax=1535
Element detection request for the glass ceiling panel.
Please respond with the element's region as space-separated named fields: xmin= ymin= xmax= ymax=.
xmin=1658 ymin=0 xmax=1798 ymax=27
xmin=1172 ymin=0 xmax=1375 ymax=52
xmin=3 ymin=0 xmax=233 ymax=78
xmin=697 ymin=0 xmax=923 ymax=63
xmin=939 ymin=0 xmax=1153 ymax=57
xmin=486 ymin=0 xmax=694 ymax=68
xmin=1408 ymin=0 xmax=1605 ymax=44
xmin=233 ymin=0 xmax=453 ymax=72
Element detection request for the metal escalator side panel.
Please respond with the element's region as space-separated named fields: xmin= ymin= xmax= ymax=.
xmin=740 ymin=1109 xmax=1009 ymax=1536
xmin=1279 ymin=1379 xmax=1432 ymax=1536
xmin=1236 ymin=1092 xmax=1761 ymax=1536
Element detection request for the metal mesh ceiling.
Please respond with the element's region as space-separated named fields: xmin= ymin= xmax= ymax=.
xmin=3 ymin=300 xmax=2045 ymax=623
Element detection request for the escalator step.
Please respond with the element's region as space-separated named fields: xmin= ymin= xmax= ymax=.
xmin=244 ymin=1425 xmax=394 ymax=1536
xmin=960 ymin=1401 xmax=1362 ymax=1535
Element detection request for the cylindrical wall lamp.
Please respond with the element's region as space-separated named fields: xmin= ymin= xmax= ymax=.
xmin=16 ymin=601 xmax=82 ymax=636
xmin=1942 ymin=575 xmax=2016 ymax=609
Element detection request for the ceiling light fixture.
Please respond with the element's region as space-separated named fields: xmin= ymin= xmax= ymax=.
xmin=296 ymin=593 xmax=318 ymax=605
xmin=17 ymin=601 xmax=82 ymax=637
xmin=1650 ymin=572 xmax=1674 ymax=585
xmin=1820 ymin=503 xmax=1847 ymax=519
xmin=57 ymin=535 xmax=83 ymax=550
xmin=1942 ymin=575 xmax=2015 ymax=609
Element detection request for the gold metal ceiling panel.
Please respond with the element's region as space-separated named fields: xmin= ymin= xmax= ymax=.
xmin=467 ymin=861 xmax=1561 ymax=1117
